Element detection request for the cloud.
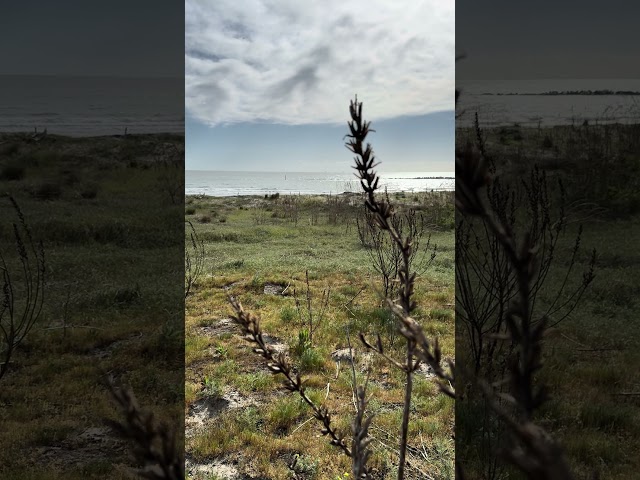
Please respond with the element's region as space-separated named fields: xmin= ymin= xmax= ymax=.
xmin=186 ymin=0 xmax=454 ymax=126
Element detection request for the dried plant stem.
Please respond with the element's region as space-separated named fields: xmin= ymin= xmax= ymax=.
xmin=293 ymin=269 xmax=330 ymax=346
xmin=345 ymin=96 xmax=454 ymax=479
xmin=185 ymin=220 xmax=205 ymax=298
xmin=228 ymin=296 xmax=358 ymax=463
xmin=457 ymin=123 xmax=575 ymax=479
xmin=104 ymin=376 xmax=184 ymax=480
xmin=0 ymin=196 xmax=45 ymax=382
xmin=347 ymin=332 xmax=373 ymax=480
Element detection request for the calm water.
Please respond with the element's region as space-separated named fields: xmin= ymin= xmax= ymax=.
xmin=0 ymin=75 xmax=184 ymax=136
xmin=186 ymin=171 xmax=455 ymax=197
xmin=457 ymin=79 xmax=640 ymax=127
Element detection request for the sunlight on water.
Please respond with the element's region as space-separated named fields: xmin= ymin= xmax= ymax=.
xmin=185 ymin=171 xmax=454 ymax=197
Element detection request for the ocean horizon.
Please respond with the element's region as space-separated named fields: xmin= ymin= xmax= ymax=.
xmin=456 ymin=78 xmax=640 ymax=127
xmin=186 ymin=170 xmax=455 ymax=197
xmin=0 ymin=75 xmax=184 ymax=136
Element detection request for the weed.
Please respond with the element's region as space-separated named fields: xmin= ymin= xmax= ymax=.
xmin=185 ymin=221 xmax=205 ymax=298
xmin=280 ymin=305 xmax=296 ymax=323
xmin=201 ymin=376 xmax=223 ymax=398
xmin=0 ymin=197 xmax=45 ymax=381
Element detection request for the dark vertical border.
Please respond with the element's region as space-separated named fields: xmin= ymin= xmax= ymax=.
xmin=0 ymin=2 xmax=184 ymax=478
xmin=456 ymin=2 xmax=640 ymax=479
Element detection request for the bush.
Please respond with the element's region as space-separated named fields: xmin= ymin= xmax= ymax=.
xmin=299 ymin=347 xmax=324 ymax=372
xmin=32 ymin=182 xmax=62 ymax=200
xmin=197 ymin=214 xmax=212 ymax=223
xmin=0 ymin=142 xmax=19 ymax=156
xmin=80 ymin=183 xmax=99 ymax=199
xmin=0 ymin=164 xmax=25 ymax=181
xmin=280 ymin=305 xmax=296 ymax=323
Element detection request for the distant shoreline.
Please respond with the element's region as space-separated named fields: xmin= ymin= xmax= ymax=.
xmin=0 ymin=130 xmax=184 ymax=140
xmin=481 ymin=90 xmax=640 ymax=96
xmin=186 ymin=190 xmax=454 ymax=200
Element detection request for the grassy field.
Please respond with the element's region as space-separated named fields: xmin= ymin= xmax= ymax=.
xmin=456 ymin=123 xmax=640 ymax=479
xmin=184 ymin=191 xmax=455 ymax=479
xmin=0 ymin=132 xmax=184 ymax=479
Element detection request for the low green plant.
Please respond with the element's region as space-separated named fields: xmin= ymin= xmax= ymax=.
xmin=280 ymin=305 xmax=296 ymax=323
xmin=289 ymin=454 xmax=320 ymax=478
xmin=201 ymin=376 xmax=223 ymax=398
xmin=293 ymin=329 xmax=312 ymax=357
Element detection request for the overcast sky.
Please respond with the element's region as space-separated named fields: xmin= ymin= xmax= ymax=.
xmin=0 ymin=1 xmax=183 ymax=77
xmin=186 ymin=0 xmax=455 ymax=172
xmin=457 ymin=0 xmax=640 ymax=80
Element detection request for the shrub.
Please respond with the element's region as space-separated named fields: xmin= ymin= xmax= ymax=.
xmin=0 ymin=164 xmax=25 ymax=181
xmin=80 ymin=183 xmax=99 ymax=199
xmin=33 ymin=181 xmax=62 ymax=200
xmin=0 ymin=142 xmax=19 ymax=156
xmin=299 ymin=347 xmax=324 ymax=372
xmin=280 ymin=305 xmax=296 ymax=323
xmin=292 ymin=329 xmax=312 ymax=357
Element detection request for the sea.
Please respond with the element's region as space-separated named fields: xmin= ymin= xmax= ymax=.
xmin=456 ymin=78 xmax=640 ymax=128
xmin=0 ymin=75 xmax=184 ymax=136
xmin=185 ymin=171 xmax=455 ymax=197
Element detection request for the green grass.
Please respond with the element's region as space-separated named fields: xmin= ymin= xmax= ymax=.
xmin=185 ymin=192 xmax=455 ymax=479
xmin=456 ymin=123 xmax=640 ymax=480
xmin=0 ymin=132 xmax=184 ymax=478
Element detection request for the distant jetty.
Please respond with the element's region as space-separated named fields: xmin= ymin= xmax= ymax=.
xmin=387 ymin=176 xmax=454 ymax=180
xmin=414 ymin=176 xmax=454 ymax=179
xmin=481 ymin=90 xmax=640 ymax=96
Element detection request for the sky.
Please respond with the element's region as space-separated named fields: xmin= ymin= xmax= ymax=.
xmin=186 ymin=0 xmax=455 ymax=172
xmin=456 ymin=0 xmax=640 ymax=81
xmin=0 ymin=1 xmax=183 ymax=78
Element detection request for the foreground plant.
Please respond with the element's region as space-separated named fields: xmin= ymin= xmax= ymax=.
xmin=456 ymin=115 xmax=596 ymax=377
xmin=0 ymin=196 xmax=45 ymax=382
xmin=228 ymin=296 xmax=373 ymax=479
xmin=346 ymin=96 xmax=454 ymax=479
xmin=104 ymin=377 xmax=184 ymax=480
xmin=222 ymin=97 xmax=453 ymax=479
xmin=456 ymin=116 xmax=577 ymax=479
xmin=356 ymin=199 xmax=435 ymax=301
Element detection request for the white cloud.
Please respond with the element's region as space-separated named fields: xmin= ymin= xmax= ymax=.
xmin=186 ymin=0 xmax=454 ymax=126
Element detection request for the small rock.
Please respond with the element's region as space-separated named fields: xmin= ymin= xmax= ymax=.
xmin=200 ymin=319 xmax=236 ymax=337
xmin=263 ymin=283 xmax=286 ymax=295
xmin=186 ymin=457 xmax=242 ymax=479
xmin=262 ymin=334 xmax=289 ymax=354
xmin=331 ymin=348 xmax=356 ymax=363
